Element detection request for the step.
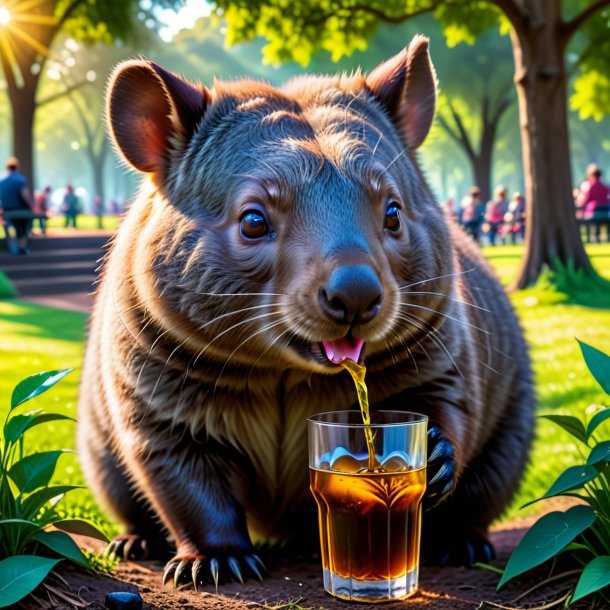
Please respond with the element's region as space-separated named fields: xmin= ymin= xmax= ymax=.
xmin=1 ymin=261 xmax=101 ymax=280
xmin=0 ymin=249 xmax=103 ymax=266
xmin=11 ymin=275 xmax=98 ymax=296
xmin=1 ymin=236 xmax=110 ymax=251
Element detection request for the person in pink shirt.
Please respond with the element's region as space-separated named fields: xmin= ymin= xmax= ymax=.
xmin=577 ymin=164 xmax=610 ymax=243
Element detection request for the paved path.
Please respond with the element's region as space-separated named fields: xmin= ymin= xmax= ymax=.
xmin=0 ymin=230 xmax=113 ymax=312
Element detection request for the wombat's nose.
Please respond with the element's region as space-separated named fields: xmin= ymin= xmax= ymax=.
xmin=320 ymin=265 xmax=383 ymax=325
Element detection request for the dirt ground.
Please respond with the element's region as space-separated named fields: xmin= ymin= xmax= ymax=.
xmin=20 ymin=515 xmax=584 ymax=610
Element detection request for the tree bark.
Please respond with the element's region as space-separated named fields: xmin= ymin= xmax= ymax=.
xmin=509 ymin=5 xmax=593 ymax=289
xmin=9 ymin=79 xmax=38 ymax=189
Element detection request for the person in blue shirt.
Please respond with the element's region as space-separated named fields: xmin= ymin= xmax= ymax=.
xmin=0 ymin=157 xmax=33 ymax=254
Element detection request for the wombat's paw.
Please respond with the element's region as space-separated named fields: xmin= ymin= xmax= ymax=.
xmin=106 ymin=533 xmax=171 ymax=561
xmin=423 ymin=530 xmax=495 ymax=567
xmin=424 ymin=424 xmax=456 ymax=508
xmin=162 ymin=552 xmax=267 ymax=590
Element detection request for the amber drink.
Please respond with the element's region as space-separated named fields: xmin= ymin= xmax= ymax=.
xmin=308 ymin=411 xmax=427 ymax=602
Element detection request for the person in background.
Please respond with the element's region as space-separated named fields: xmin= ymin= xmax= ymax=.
xmin=503 ymin=191 xmax=526 ymax=244
xmin=484 ymin=185 xmax=509 ymax=246
xmin=33 ymin=185 xmax=52 ymax=236
xmin=577 ymin=164 xmax=610 ymax=243
xmin=441 ymin=198 xmax=458 ymax=222
xmin=460 ymin=186 xmax=484 ymax=242
xmin=0 ymin=157 xmax=34 ymax=254
xmin=93 ymin=195 xmax=104 ymax=229
xmin=62 ymin=184 xmax=80 ymax=228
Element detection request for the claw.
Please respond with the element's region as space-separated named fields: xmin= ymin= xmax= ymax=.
xmin=244 ymin=555 xmax=263 ymax=581
xmin=227 ymin=556 xmax=243 ymax=584
xmin=192 ymin=558 xmax=203 ymax=592
xmin=428 ymin=461 xmax=453 ymax=488
xmin=210 ymin=557 xmax=220 ymax=591
xmin=162 ymin=561 xmax=178 ymax=587
xmin=174 ymin=560 xmax=190 ymax=587
xmin=483 ymin=542 xmax=495 ymax=563
xmin=123 ymin=537 xmax=136 ymax=560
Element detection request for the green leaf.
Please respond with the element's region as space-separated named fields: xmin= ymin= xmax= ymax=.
xmin=8 ymin=451 xmax=67 ymax=494
xmin=498 ymin=505 xmax=596 ymax=588
xmin=572 ymin=556 xmax=610 ymax=603
xmin=578 ymin=340 xmax=610 ymax=395
xmin=586 ymin=408 xmax=610 ymax=442
xmin=20 ymin=485 xmax=85 ymax=520
xmin=10 ymin=369 xmax=72 ymax=411
xmin=5 ymin=413 xmax=76 ymax=444
xmin=539 ymin=415 xmax=587 ymax=444
xmin=0 ymin=555 xmax=61 ymax=607
xmin=31 ymin=530 xmax=90 ymax=569
xmin=523 ymin=465 xmax=600 ymax=507
xmin=587 ymin=441 xmax=610 ymax=466
xmin=0 ymin=519 xmax=40 ymax=532
xmin=53 ymin=519 xmax=109 ymax=542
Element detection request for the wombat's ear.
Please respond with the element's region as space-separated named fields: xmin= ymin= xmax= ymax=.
xmin=107 ymin=60 xmax=210 ymax=174
xmin=366 ymin=35 xmax=437 ymax=150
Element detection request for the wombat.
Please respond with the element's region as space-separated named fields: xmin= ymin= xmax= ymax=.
xmin=78 ymin=36 xmax=534 ymax=588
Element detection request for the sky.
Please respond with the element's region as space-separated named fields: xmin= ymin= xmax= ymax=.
xmin=154 ymin=0 xmax=213 ymax=42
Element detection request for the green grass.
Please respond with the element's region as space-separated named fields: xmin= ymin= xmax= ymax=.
xmin=0 ymin=271 xmax=16 ymax=298
xmin=44 ymin=214 xmax=120 ymax=231
xmin=0 ymin=244 xmax=609 ymax=528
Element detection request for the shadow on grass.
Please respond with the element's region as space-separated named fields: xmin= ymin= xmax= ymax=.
xmin=0 ymin=298 xmax=87 ymax=343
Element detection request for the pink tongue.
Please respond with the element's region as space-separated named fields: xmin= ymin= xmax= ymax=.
xmin=322 ymin=337 xmax=365 ymax=364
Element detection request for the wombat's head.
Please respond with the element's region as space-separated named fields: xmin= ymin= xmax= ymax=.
xmin=107 ymin=36 xmax=453 ymax=375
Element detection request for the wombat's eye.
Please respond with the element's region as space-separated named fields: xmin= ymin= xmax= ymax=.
xmin=384 ymin=202 xmax=401 ymax=232
xmin=240 ymin=210 xmax=269 ymax=239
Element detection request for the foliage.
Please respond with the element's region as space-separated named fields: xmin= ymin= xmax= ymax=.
xmin=0 ymin=369 xmax=108 ymax=608
xmin=499 ymin=341 xmax=610 ymax=606
xmin=0 ymin=273 xmax=16 ymax=299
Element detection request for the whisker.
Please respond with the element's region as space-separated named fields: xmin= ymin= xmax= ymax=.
xmin=399 ymin=268 xmax=477 ymax=291
xmin=398 ymin=302 xmax=490 ymax=335
xmin=372 ymin=132 xmax=383 ymax=157
xmin=191 ymin=291 xmax=285 ymax=297
xmin=398 ymin=290 xmax=491 ymax=313
xmin=395 ymin=311 xmax=464 ymax=379
xmin=212 ymin=318 xmax=286 ymax=397
xmin=384 ymin=147 xmax=407 ymax=170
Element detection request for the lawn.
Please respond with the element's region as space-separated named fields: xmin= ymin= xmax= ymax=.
xmin=0 ymin=244 xmax=609 ymax=529
xmin=43 ymin=214 xmax=121 ymax=231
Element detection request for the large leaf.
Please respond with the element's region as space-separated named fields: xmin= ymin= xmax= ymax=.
xmin=20 ymin=485 xmax=85 ymax=520
xmin=8 ymin=451 xmax=67 ymax=494
xmin=539 ymin=415 xmax=587 ymax=444
xmin=587 ymin=441 xmax=610 ymax=466
xmin=53 ymin=519 xmax=109 ymax=542
xmin=31 ymin=530 xmax=90 ymax=569
xmin=578 ymin=340 xmax=610 ymax=395
xmin=498 ymin=505 xmax=596 ymax=588
xmin=523 ymin=465 xmax=600 ymax=507
xmin=10 ymin=369 xmax=72 ymax=411
xmin=586 ymin=408 xmax=610 ymax=442
xmin=5 ymin=413 xmax=76 ymax=444
xmin=0 ymin=555 xmax=61 ymax=607
xmin=572 ymin=555 xmax=610 ymax=603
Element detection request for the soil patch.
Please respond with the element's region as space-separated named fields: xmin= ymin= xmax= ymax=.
xmin=20 ymin=518 xmax=581 ymax=610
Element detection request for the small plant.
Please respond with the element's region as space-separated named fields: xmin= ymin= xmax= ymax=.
xmin=0 ymin=369 xmax=109 ymax=608
xmin=498 ymin=340 xmax=610 ymax=606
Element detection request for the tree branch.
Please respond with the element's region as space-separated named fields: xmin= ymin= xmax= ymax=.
xmin=492 ymin=0 xmax=528 ymax=29
xmin=561 ymin=0 xmax=610 ymax=40
xmin=447 ymin=100 xmax=476 ymax=161
xmin=55 ymin=0 xmax=86 ymax=29
xmin=36 ymin=80 xmax=91 ymax=108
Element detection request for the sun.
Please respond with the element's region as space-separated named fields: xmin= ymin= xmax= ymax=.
xmin=0 ymin=0 xmax=57 ymax=85
xmin=0 ymin=6 xmax=10 ymax=26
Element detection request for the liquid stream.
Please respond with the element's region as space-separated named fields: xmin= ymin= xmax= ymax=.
xmin=339 ymin=358 xmax=380 ymax=470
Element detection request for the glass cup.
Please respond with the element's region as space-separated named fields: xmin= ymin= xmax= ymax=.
xmin=308 ymin=410 xmax=427 ymax=603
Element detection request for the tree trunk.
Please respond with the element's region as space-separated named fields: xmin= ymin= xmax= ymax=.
xmin=509 ymin=11 xmax=592 ymax=289
xmin=10 ymin=82 xmax=38 ymax=189
xmin=473 ymin=154 xmax=492 ymax=203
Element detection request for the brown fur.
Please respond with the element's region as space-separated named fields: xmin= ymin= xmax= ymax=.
xmin=78 ymin=36 xmax=534 ymax=577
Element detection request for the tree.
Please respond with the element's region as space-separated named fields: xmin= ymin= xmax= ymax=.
xmin=433 ymin=29 xmax=514 ymax=202
xmin=213 ymin=0 xmax=610 ymax=289
xmin=0 ymin=0 xmax=182 ymax=188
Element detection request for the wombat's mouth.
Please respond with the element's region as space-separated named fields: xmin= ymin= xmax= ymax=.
xmin=289 ymin=336 xmax=365 ymax=367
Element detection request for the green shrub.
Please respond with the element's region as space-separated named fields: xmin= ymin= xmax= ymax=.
xmin=499 ymin=340 xmax=610 ymax=606
xmin=0 ymin=272 xmax=16 ymax=299
xmin=0 ymin=370 xmax=108 ymax=608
